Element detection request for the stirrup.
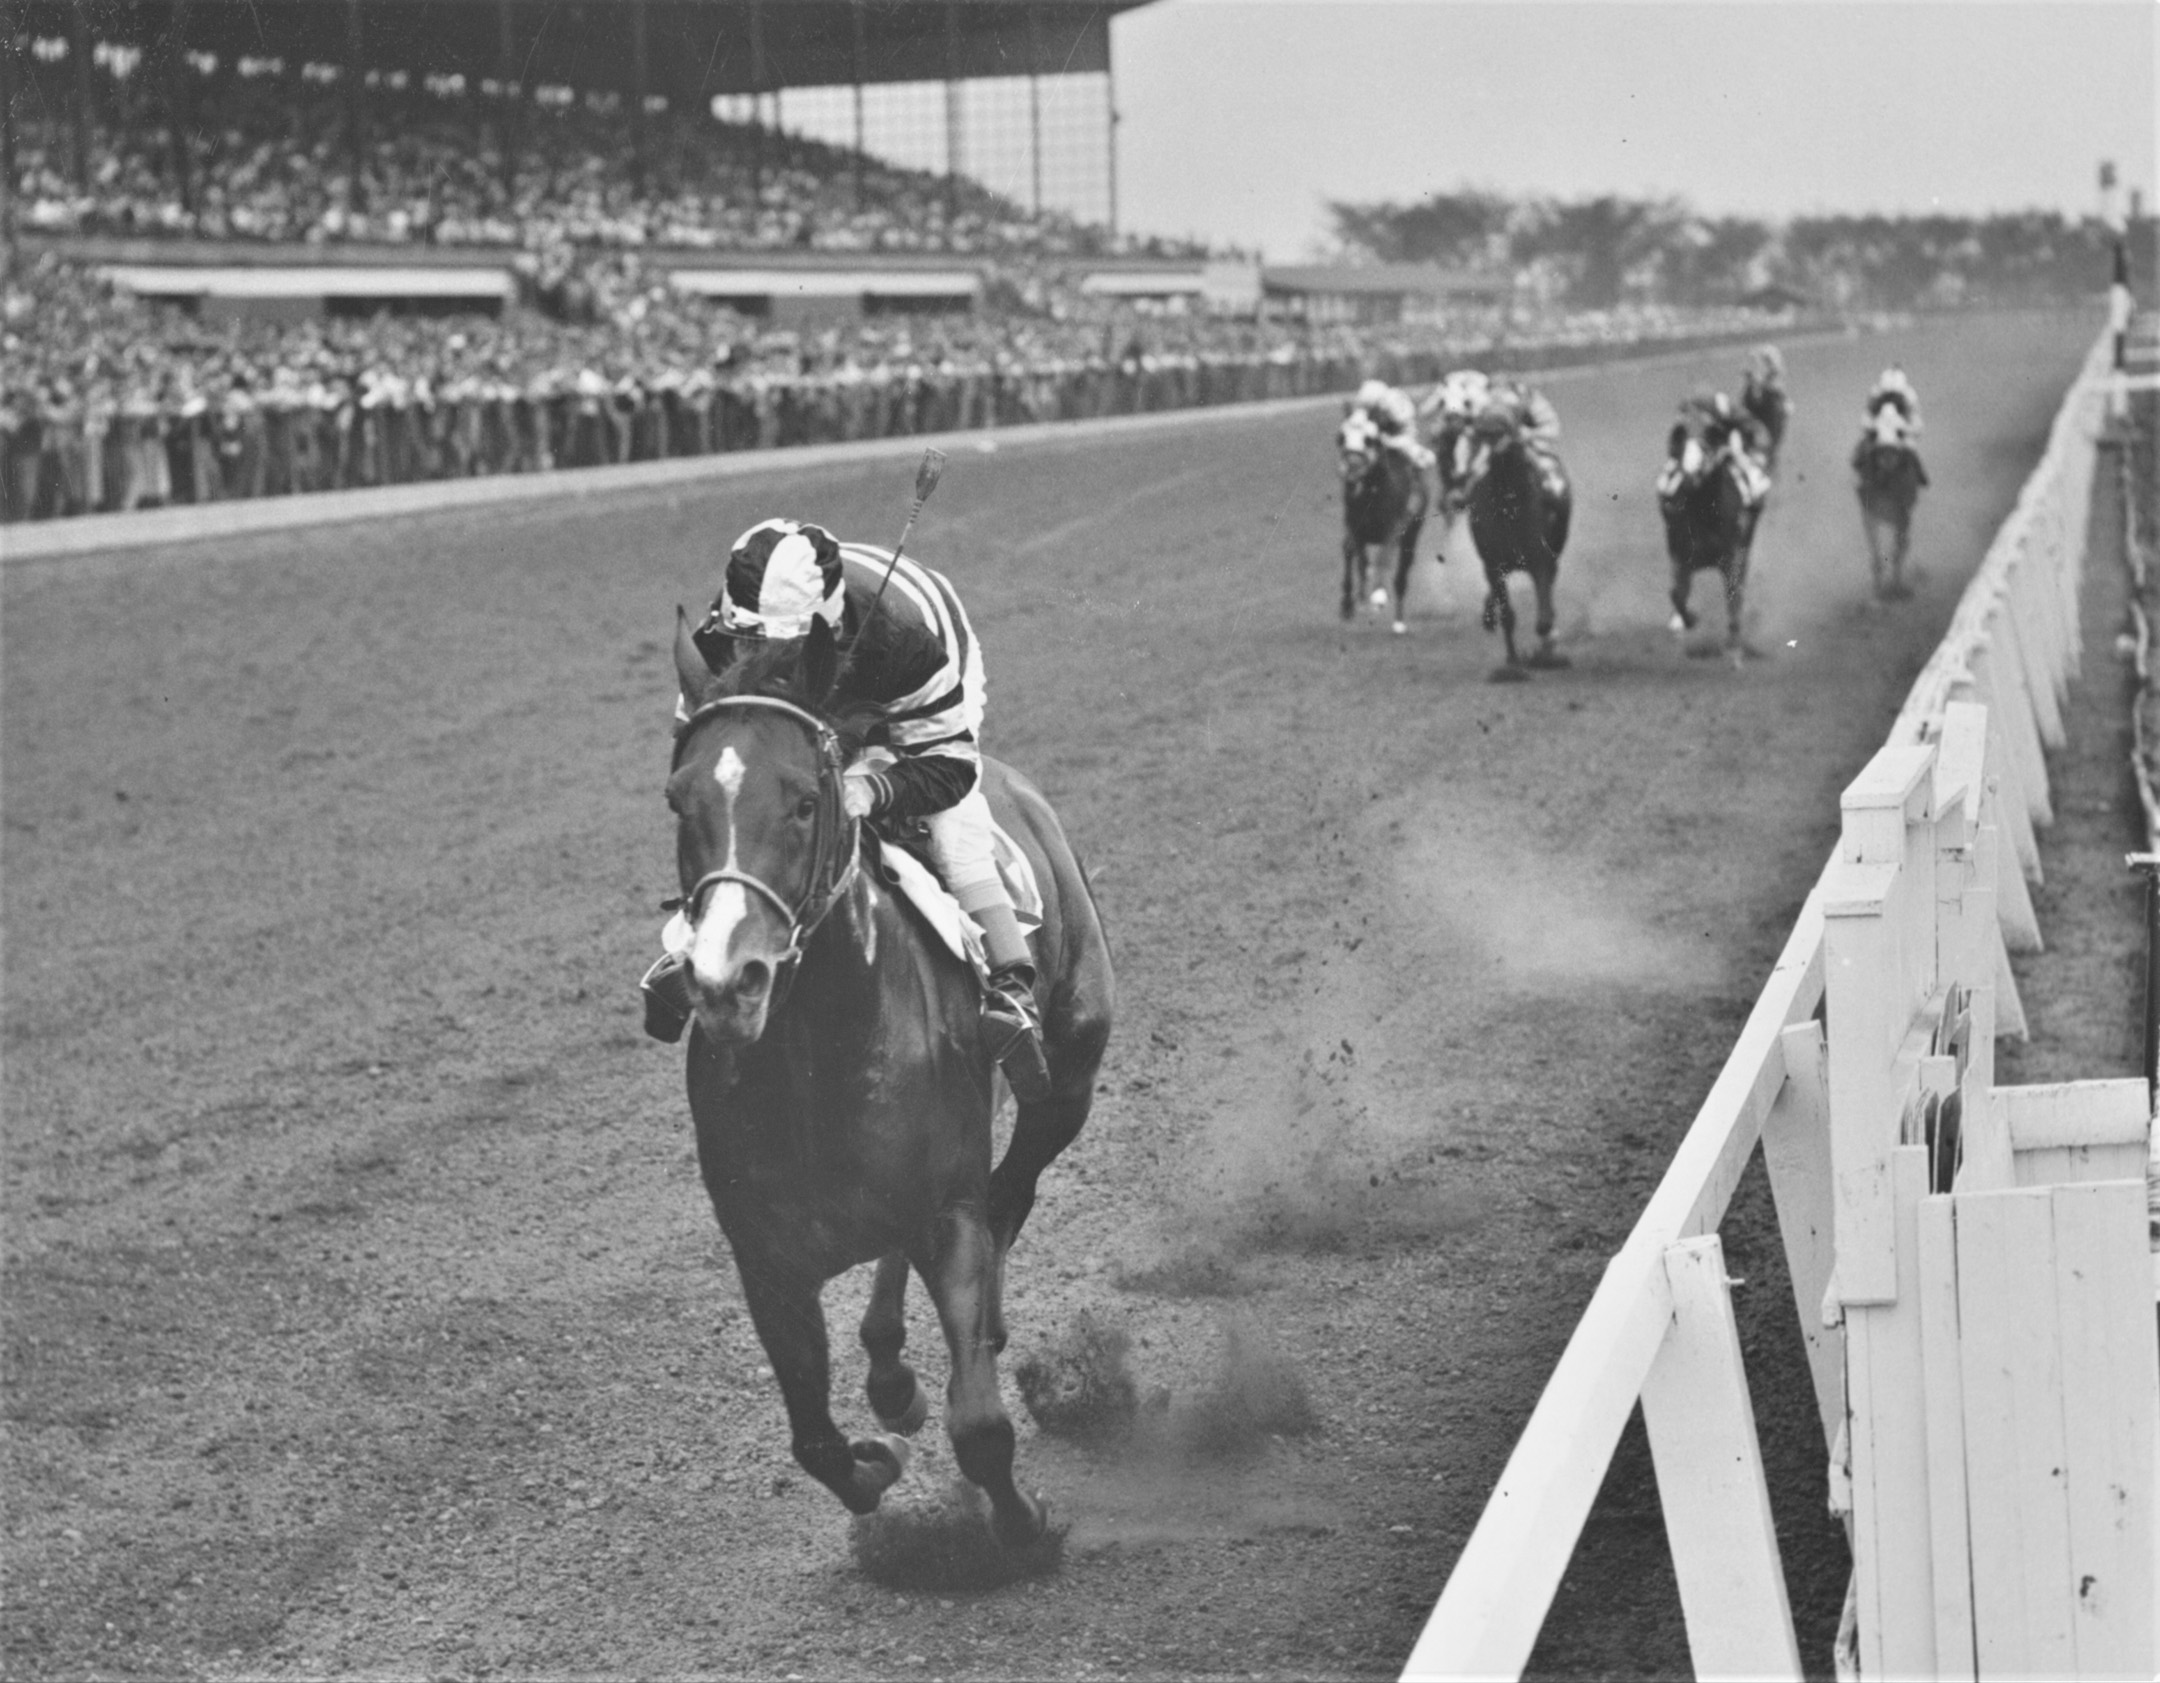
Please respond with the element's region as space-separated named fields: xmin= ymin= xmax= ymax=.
xmin=640 ymin=951 xmax=692 ymax=1045
xmin=983 ymin=965 xmax=1052 ymax=1103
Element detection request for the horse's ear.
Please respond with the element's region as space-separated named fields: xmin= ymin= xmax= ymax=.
xmin=1667 ymin=422 xmax=1690 ymax=460
xmin=801 ymin=613 xmax=839 ymax=704
xmin=674 ymin=607 xmax=724 ymax=709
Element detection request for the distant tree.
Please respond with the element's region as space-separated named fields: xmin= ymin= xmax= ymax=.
xmin=1513 ymin=195 xmax=1688 ymax=308
xmin=1326 ymin=189 xmax=1512 ymax=269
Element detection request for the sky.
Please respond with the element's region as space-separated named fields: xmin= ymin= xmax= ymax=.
xmin=1109 ymin=1 xmax=2159 ymax=258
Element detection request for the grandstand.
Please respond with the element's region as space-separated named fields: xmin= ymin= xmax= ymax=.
xmin=0 ymin=0 xmax=1168 ymax=305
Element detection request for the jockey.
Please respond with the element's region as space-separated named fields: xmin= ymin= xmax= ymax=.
xmin=1741 ymin=346 xmax=1789 ymax=418
xmin=1353 ymin=378 xmax=1437 ymax=471
xmin=1852 ymin=400 xmax=1930 ymax=485
xmin=1660 ymin=391 xmax=1772 ymax=509
xmin=640 ymin=518 xmax=1052 ymax=1101
xmin=1482 ymin=379 xmax=1569 ymax=502
xmin=1864 ymin=365 xmax=1923 ymax=434
xmin=1418 ymin=370 xmax=1491 ymax=504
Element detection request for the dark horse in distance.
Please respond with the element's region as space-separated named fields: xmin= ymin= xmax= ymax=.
xmin=1337 ymin=412 xmax=1431 ymax=633
xmin=667 ymin=611 xmax=1114 ymax=1547
xmin=1854 ymin=431 xmax=1927 ymax=600
xmin=1658 ymin=419 xmax=1761 ymax=665
xmin=1464 ymin=407 xmax=1572 ymax=679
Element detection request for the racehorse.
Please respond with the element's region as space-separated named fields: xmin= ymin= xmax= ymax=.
xmin=1463 ymin=407 xmax=1571 ymax=679
xmin=666 ymin=610 xmax=1114 ymax=1548
xmin=1854 ymin=436 xmax=1926 ymax=600
xmin=1658 ymin=420 xmax=1759 ymax=664
xmin=1337 ymin=413 xmax=1431 ymax=633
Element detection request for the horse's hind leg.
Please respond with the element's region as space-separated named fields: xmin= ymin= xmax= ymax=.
xmin=736 ymin=1249 xmax=910 ymax=1516
xmin=861 ymin=1251 xmax=930 ymax=1435
xmin=917 ymin=1210 xmax=1046 ymax=1549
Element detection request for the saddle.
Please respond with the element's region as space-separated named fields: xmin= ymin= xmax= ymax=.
xmin=863 ymin=815 xmax=1043 ymax=978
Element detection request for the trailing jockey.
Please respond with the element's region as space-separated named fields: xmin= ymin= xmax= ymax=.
xmin=1659 ymin=390 xmax=1773 ymax=512
xmin=1741 ymin=345 xmax=1789 ymax=420
xmin=640 ymin=517 xmax=1052 ymax=1101
xmin=1353 ymin=378 xmax=1438 ymax=473
xmin=1854 ymin=365 xmax=1929 ymax=484
xmin=1420 ymin=369 xmax=1492 ymax=508
xmin=1481 ymin=378 xmax=1570 ymax=504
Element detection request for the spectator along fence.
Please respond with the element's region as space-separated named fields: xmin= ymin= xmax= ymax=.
xmin=1402 ymin=321 xmax=2157 ymax=1680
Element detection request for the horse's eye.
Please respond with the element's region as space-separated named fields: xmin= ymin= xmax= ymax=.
xmin=795 ymin=795 xmax=818 ymax=821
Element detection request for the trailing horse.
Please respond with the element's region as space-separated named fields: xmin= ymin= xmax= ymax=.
xmin=1463 ymin=408 xmax=1571 ymax=679
xmin=1658 ymin=420 xmax=1760 ymax=664
xmin=666 ymin=611 xmax=1114 ymax=1548
xmin=1337 ymin=414 xmax=1431 ymax=633
xmin=1854 ymin=438 xmax=1926 ymax=600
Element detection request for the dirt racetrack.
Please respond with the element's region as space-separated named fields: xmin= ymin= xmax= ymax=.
xmin=3 ymin=311 xmax=2110 ymax=1681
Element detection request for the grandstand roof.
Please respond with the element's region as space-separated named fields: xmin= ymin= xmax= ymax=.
xmin=20 ymin=1 xmax=1149 ymax=100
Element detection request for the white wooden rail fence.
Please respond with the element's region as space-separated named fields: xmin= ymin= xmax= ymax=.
xmin=1402 ymin=323 xmax=2157 ymax=1682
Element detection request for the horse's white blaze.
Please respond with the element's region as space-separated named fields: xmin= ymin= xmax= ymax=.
xmin=1680 ymin=438 xmax=1704 ymax=476
xmin=714 ymin=746 xmax=747 ymax=799
xmin=690 ymin=882 xmax=749 ymax=981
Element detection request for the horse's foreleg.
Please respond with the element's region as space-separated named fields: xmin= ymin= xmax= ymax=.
xmin=1531 ymin=566 xmax=1558 ymax=655
xmin=736 ymin=1251 xmax=908 ymax=1516
xmin=860 ymin=1251 xmax=929 ymax=1435
xmin=1724 ymin=550 xmax=1750 ymax=650
xmin=917 ymin=1211 xmax=1045 ymax=1549
xmin=1340 ymin=535 xmax=1360 ymax=622
xmin=1389 ymin=523 xmax=1421 ymax=633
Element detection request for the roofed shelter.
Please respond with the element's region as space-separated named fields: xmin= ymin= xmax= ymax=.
xmin=0 ymin=0 xmax=1147 ymax=235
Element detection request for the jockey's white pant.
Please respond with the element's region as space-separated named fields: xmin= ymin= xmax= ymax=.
xmin=926 ymin=787 xmax=1010 ymax=916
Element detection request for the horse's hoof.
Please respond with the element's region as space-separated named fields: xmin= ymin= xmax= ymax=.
xmin=1391 ymin=620 xmax=1407 ymax=636
xmin=992 ymin=1490 xmax=1051 ymax=1551
xmin=1339 ymin=604 xmax=1354 ymax=623
xmin=850 ymin=1433 xmax=911 ymax=1498
xmin=1369 ymin=587 xmax=1390 ymax=610
xmin=876 ymin=1382 xmax=931 ymax=1438
xmin=1487 ymin=665 xmax=1531 ymax=685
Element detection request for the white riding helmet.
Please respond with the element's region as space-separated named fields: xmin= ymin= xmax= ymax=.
xmin=1439 ymin=369 xmax=1491 ymax=418
xmin=1356 ymin=379 xmax=1392 ymax=410
xmin=719 ymin=518 xmax=846 ymax=640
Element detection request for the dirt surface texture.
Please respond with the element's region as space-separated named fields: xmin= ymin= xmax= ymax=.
xmin=3 ymin=312 xmax=2116 ymax=1682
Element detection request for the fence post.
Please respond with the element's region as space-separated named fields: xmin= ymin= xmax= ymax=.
xmin=1764 ymin=1019 xmax=1842 ymax=1450
xmin=1639 ymin=1235 xmax=1803 ymax=1680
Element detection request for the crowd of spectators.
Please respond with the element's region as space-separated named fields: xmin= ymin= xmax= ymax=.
xmin=12 ymin=58 xmax=1191 ymax=258
xmin=0 ymin=253 xmax=1801 ymax=523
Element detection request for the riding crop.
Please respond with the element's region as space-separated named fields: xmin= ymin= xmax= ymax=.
xmin=834 ymin=447 xmax=946 ymax=688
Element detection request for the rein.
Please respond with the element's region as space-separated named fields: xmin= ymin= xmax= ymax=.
xmin=669 ymin=694 xmax=860 ymax=985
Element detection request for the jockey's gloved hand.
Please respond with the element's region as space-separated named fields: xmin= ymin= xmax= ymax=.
xmin=841 ymin=768 xmax=885 ymax=820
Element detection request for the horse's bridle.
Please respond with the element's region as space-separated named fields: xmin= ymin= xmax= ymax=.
xmin=668 ymin=693 xmax=859 ymax=977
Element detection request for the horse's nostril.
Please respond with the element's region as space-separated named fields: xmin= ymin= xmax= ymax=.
xmin=734 ymin=959 xmax=773 ymax=1000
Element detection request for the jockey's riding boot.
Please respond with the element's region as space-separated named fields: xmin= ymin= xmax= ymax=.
xmin=983 ymin=961 xmax=1053 ymax=1103
xmin=639 ymin=950 xmax=693 ymax=1044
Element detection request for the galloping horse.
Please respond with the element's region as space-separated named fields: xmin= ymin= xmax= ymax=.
xmin=1658 ymin=420 xmax=1759 ymax=664
xmin=1337 ymin=414 xmax=1431 ymax=633
xmin=1854 ymin=435 xmax=1927 ymax=600
xmin=666 ymin=610 xmax=1114 ymax=1547
xmin=1463 ymin=408 xmax=1572 ymax=678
